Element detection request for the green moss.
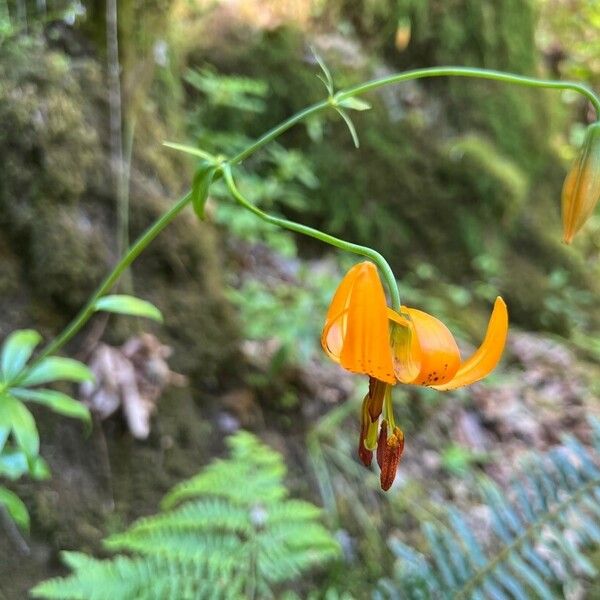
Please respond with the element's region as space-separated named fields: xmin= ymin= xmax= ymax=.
xmin=27 ymin=204 xmax=110 ymax=310
xmin=0 ymin=33 xmax=238 ymax=374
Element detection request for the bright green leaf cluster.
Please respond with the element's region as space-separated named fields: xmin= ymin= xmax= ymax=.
xmin=0 ymin=329 xmax=94 ymax=531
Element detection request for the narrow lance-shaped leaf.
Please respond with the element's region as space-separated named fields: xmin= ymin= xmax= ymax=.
xmin=1 ymin=329 xmax=42 ymax=382
xmin=0 ymin=424 xmax=9 ymax=452
xmin=337 ymin=97 xmax=372 ymax=111
xmin=423 ymin=523 xmax=457 ymax=588
xmin=0 ymin=485 xmax=30 ymax=532
xmin=492 ymin=564 xmax=528 ymax=600
xmin=507 ymin=555 xmax=555 ymax=600
xmin=335 ymin=107 xmax=360 ymax=149
xmin=30 ymin=455 xmax=51 ymax=481
xmin=162 ymin=141 xmax=214 ymax=160
xmin=20 ymin=357 xmax=93 ymax=387
xmin=0 ymin=449 xmax=29 ymax=480
xmin=191 ymin=164 xmax=217 ymax=219
xmin=12 ymin=388 xmax=91 ymax=426
xmin=94 ymin=295 xmax=163 ymax=323
xmin=309 ymin=44 xmax=334 ymax=96
xmin=0 ymin=394 xmax=39 ymax=456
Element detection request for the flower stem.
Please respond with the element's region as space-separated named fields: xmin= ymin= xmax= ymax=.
xmin=222 ymin=165 xmax=402 ymax=310
xmin=35 ymin=191 xmax=192 ymax=362
xmin=35 ymin=66 xmax=599 ymax=360
xmin=230 ymin=100 xmax=329 ymax=165
xmin=336 ymin=66 xmax=600 ymax=117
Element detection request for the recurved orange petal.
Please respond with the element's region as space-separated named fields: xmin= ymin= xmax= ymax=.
xmin=392 ymin=306 xmax=461 ymax=386
xmin=432 ymin=296 xmax=508 ymax=391
xmin=321 ymin=262 xmax=395 ymax=384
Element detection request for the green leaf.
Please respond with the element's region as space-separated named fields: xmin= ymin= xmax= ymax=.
xmin=1 ymin=329 xmax=42 ymax=382
xmin=335 ymin=107 xmax=360 ymax=149
xmin=94 ymin=295 xmax=163 ymax=323
xmin=0 ymin=394 xmax=39 ymax=456
xmin=508 ymin=555 xmax=554 ymax=600
xmin=309 ymin=45 xmax=334 ymax=96
xmin=0 ymin=449 xmax=29 ymax=479
xmin=191 ymin=165 xmax=217 ymax=220
xmin=0 ymin=424 xmax=8 ymax=452
xmin=337 ymin=97 xmax=372 ymax=111
xmin=29 ymin=455 xmax=51 ymax=480
xmin=0 ymin=485 xmax=29 ymax=531
xmin=163 ymin=141 xmax=214 ymax=160
xmin=12 ymin=388 xmax=91 ymax=425
xmin=423 ymin=523 xmax=456 ymax=587
xmin=20 ymin=357 xmax=94 ymax=387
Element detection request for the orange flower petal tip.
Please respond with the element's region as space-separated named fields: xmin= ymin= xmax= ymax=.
xmin=432 ymin=296 xmax=508 ymax=391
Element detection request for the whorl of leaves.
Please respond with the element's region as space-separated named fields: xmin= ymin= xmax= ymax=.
xmin=376 ymin=419 xmax=600 ymax=600
xmin=32 ymin=431 xmax=341 ymax=600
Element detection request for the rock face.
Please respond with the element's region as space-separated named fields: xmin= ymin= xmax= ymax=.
xmin=0 ymin=34 xmax=239 ymax=378
xmin=0 ymin=31 xmax=239 ymax=596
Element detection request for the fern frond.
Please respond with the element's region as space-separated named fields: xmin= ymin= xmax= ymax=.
xmin=378 ymin=421 xmax=600 ymax=599
xmin=32 ymin=431 xmax=341 ymax=600
xmin=163 ymin=431 xmax=286 ymax=508
xmin=107 ymin=498 xmax=253 ymax=537
xmin=33 ymin=552 xmax=240 ymax=600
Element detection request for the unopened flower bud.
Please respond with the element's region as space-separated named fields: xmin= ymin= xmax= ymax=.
xmin=378 ymin=426 xmax=404 ymax=491
xmin=562 ymin=122 xmax=600 ymax=244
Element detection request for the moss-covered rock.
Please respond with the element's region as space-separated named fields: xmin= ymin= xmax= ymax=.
xmin=0 ymin=32 xmax=238 ymax=374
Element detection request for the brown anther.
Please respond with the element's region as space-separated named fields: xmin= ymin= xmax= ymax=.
xmin=379 ymin=426 xmax=405 ymax=491
xmin=376 ymin=420 xmax=388 ymax=469
xmin=358 ymin=438 xmax=373 ymax=467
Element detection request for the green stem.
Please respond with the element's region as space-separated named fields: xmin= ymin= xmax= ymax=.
xmin=228 ymin=67 xmax=600 ymax=174
xmin=383 ymin=386 xmax=396 ymax=430
xmin=34 ymin=66 xmax=599 ymax=361
xmin=230 ymin=100 xmax=329 ymax=164
xmin=336 ymin=66 xmax=600 ymax=117
xmin=34 ymin=191 xmax=192 ymax=362
xmin=222 ymin=165 xmax=401 ymax=310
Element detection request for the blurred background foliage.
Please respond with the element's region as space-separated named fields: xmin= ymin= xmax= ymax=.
xmin=0 ymin=0 xmax=599 ymax=598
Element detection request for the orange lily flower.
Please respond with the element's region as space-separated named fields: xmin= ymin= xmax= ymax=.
xmin=322 ymin=261 xmax=508 ymax=389
xmin=321 ymin=261 xmax=509 ymax=490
